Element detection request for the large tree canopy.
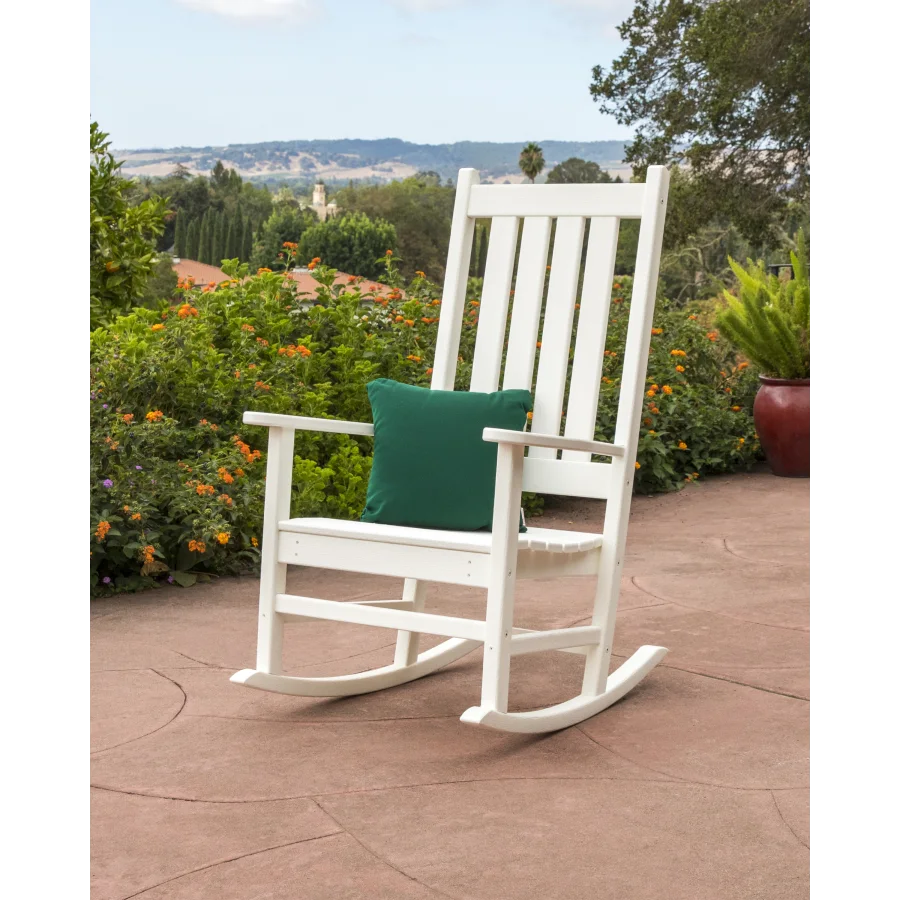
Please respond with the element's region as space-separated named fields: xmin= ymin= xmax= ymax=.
xmin=590 ymin=0 xmax=809 ymax=243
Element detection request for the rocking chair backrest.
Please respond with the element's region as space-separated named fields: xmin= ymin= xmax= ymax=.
xmin=431 ymin=166 xmax=670 ymax=501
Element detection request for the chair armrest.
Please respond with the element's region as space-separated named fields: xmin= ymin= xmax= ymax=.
xmin=243 ymin=411 xmax=374 ymax=436
xmin=482 ymin=427 xmax=625 ymax=458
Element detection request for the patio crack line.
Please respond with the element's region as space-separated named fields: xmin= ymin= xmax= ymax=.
xmin=116 ymin=830 xmax=344 ymax=899
xmin=722 ymin=537 xmax=800 ymax=567
xmin=659 ymin=663 xmax=809 ymax=702
xmin=573 ymin=726 xmax=809 ymax=794
xmin=311 ymin=798 xmax=462 ymax=900
xmin=770 ymin=790 xmax=809 ymax=850
xmin=90 ymin=775 xmax=700 ymax=806
xmin=90 ymin=670 xmax=187 ymax=757
xmin=630 ymin=576 xmax=809 ymax=633
xmin=183 ymin=713 xmax=460 ymax=725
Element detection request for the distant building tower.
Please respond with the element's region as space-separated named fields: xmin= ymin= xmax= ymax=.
xmin=307 ymin=182 xmax=338 ymax=221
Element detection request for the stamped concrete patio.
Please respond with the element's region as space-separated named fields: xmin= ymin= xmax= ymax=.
xmin=91 ymin=470 xmax=809 ymax=900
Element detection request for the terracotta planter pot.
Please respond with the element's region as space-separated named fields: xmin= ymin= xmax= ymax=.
xmin=753 ymin=376 xmax=810 ymax=477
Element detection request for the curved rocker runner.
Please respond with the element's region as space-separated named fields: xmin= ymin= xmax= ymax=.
xmin=231 ymin=166 xmax=671 ymax=733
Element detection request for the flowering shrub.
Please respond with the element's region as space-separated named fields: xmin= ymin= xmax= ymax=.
xmin=91 ymin=247 xmax=759 ymax=593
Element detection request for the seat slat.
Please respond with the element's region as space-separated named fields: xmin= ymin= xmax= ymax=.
xmin=502 ymin=217 xmax=552 ymax=390
xmin=470 ymin=216 xmax=519 ymax=392
xmin=530 ymin=216 xmax=585 ymax=459
xmin=562 ymin=217 xmax=620 ymax=461
xmin=278 ymin=518 xmax=603 ymax=554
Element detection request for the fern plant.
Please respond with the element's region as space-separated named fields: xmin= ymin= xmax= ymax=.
xmin=716 ymin=231 xmax=810 ymax=379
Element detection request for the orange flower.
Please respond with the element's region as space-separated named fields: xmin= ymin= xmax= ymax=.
xmin=469 ymin=300 xmax=480 ymax=307
xmin=670 ymin=349 xmax=686 ymax=357
xmin=404 ymin=319 xmax=414 ymax=327
xmin=251 ymin=537 xmax=259 ymax=547
xmin=385 ymin=249 xmax=393 ymax=256
xmin=415 ymin=270 xmax=426 ymax=278
xmin=643 ymin=417 xmax=653 ymax=426
xmin=256 ymin=338 xmax=269 ymax=346
xmin=613 ymin=282 xmax=621 ymax=289
xmin=406 ymin=354 xmax=422 ymax=362
xmin=254 ymin=381 xmax=270 ymax=390
xmin=235 ymin=370 xmax=241 ymax=379
xmin=675 ymin=365 xmax=685 ymax=373
xmin=218 ymin=494 xmax=233 ymax=506
xmin=646 ymin=390 xmax=657 ymax=398
xmin=151 ymin=323 xmax=165 ymax=332
xmin=177 ymin=304 xmax=198 ymax=318
xmin=688 ymin=314 xmax=697 ymax=320
xmin=95 ymin=520 xmax=111 ymax=541
xmin=526 ymin=411 xmax=534 ymax=421
xmin=738 ymin=361 xmax=750 ymax=370
xmin=662 ymin=385 xmax=672 ymax=394
xmin=142 ymin=545 xmax=155 ymax=565
xmin=218 ymin=466 xmax=234 ymax=484
xmin=634 ymin=461 xmax=641 ymax=469
xmin=188 ymin=539 xmax=207 ymax=554
xmin=536 ymin=341 xmax=542 ymax=349
xmin=298 ymin=345 xmax=311 ymax=357
xmin=731 ymin=405 xmax=742 ymax=412
xmin=105 ymin=261 xmax=119 ymax=272
xmin=395 ymin=315 xmax=404 ymax=323
xmin=196 ymin=483 xmax=215 ymax=496
xmin=130 ymin=512 xmax=141 ymax=521
xmin=677 ymin=441 xmax=688 ymax=450
xmin=234 ymin=468 xmax=245 ymax=477
xmin=650 ymin=384 xmax=659 ymax=391
xmin=145 ymin=409 xmax=164 ymax=422
xmin=122 ymin=413 xmax=134 ymax=424
xmin=216 ymin=532 xmax=230 ymax=545
xmin=425 ymin=367 xmax=433 ymax=376
xmin=123 ymin=505 xmax=130 ymax=512
xmin=651 ymin=328 xmax=663 ymax=336
xmin=241 ymin=323 xmax=255 ymax=332
xmin=706 ymin=331 xmax=718 ymax=341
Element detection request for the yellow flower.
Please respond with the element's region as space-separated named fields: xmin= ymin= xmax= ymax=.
xmin=216 ymin=532 xmax=230 ymax=545
xmin=151 ymin=323 xmax=165 ymax=332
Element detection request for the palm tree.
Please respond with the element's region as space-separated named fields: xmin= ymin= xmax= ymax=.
xmin=518 ymin=142 xmax=545 ymax=183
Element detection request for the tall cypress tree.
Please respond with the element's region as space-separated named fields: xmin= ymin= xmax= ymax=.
xmin=198 ymin=213 xmax=211 ymax=265
xmin=225 ymin=215 xmax=238 ymax=261
xmin=174 ymin=214 xmax=187 ymax=258
xmin=230 ymin=207 xmax=244 ymax=259
xmin=213 ymin=212 xmax=226 ymax=266
xmin=241 ymin=218 xmax=252 ymax=263
xmin=186 ymin=219 xmax=199 ymax=260
xmin=476 ymin=227 xmax=488 ymax=279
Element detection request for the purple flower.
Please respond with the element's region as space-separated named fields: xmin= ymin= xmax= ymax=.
xmin=167 ymin=576 xmax=175 ymax=584
xmin=103 ymin=479 xmax=113 ymax=488
xmin=135 ymin=465 xmax=143 ymax=471
xmin=90 ymin=391 xmax=97 ymax=400
xmin=102 ymin=577 xmax=111 ymax=584
xmin=102 ymin=403 xmax=109 ymax=409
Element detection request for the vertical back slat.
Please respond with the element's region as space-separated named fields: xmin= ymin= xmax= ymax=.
xmin=529 ymin=216 xmax=585 ymax=459
xmin=502 ymin=217 xmax=552 ymax=390
xmin=432 ymin=168 xmax=479 ymax=391
xmin=470 ymin=216 xmax=520 ymax=392
xmin=561 ymin=217 xmax=620 ymax=461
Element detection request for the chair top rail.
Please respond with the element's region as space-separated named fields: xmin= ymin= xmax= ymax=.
xmin=467 ymin=182 xmax=645 ymax=219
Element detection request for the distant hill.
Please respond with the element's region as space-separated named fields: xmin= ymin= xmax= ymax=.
xmin=117 ymin=138 xmax=631 ymax=185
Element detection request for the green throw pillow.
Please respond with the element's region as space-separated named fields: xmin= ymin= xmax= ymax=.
xmin=361 ymin=378 xmax=533 ymax=532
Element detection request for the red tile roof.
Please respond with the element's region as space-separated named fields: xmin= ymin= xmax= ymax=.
xmin=173 ymin=259 xmax=396 ymax=298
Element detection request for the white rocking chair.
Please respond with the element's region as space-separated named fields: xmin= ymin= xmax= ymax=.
xmin=232 ymin=166 xmax=671 ymax=733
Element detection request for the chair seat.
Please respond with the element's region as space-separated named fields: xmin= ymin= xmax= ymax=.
xmin=278 ymin=517 xmax=603 ymax=555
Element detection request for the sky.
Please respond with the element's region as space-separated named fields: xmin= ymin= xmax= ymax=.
xmin=90 ymin=0 xmax=636 ymax=150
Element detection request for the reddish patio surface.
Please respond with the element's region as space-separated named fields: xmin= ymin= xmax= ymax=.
xmin=91 ymin=470 xmax=809 ymax=899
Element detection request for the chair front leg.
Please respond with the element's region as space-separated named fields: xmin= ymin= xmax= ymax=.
xmin=256 ymin=426 xmax=295 ymax=675
xmin=479 ymin=442 xmax=525 ymax=713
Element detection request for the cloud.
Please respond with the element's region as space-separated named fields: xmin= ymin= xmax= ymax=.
xmin=176 ymin=0 xmax=317 ymax=20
